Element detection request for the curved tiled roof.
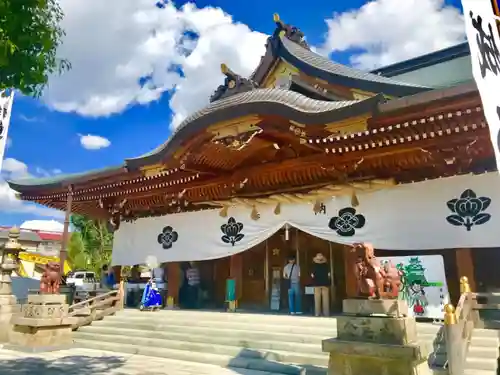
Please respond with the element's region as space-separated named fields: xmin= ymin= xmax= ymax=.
xmin=278 ymin=37 xmax=430 ymax=97
xmin=8 ymin=89 xmax=383 ymax=190
xmin=7 ymin=166 xmax=125 ymax=192
xmin=125 ymin=88 xmax=384 ymax=168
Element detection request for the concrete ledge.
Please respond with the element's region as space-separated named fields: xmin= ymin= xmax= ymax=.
xmin=0 ymin=295 xmax=17 ymax=305
xmin=2 ymin=343 xmax=73 ymax=353
xmin=322 ymin=338 xmax=429 ymax=360
xmin=9 ymin=324 xmax=74 ymax=348
xmin=28 ymin=294 xmax=66 ymax=305
xmin=342 ymin=299 xmax=408 ymax=317
xmin=11 ymin=316 xmax=78 ymax=327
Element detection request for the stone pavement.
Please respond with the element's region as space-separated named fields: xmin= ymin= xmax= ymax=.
xmin=0 ymin=346 xmax=271 ymax=375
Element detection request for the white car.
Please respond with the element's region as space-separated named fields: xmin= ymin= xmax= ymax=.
xmin=66 ymin=271 xmax=99 ymax=291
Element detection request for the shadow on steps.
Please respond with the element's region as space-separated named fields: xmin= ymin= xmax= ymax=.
xmin=227 ymin=348 xmax=327 ymax=375
xmin=0 ymin=355 xmax=125 ymax=375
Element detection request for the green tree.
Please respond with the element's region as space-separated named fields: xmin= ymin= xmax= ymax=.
xmin=0 ymin=0 xmax=70 ymax=96
xmin=68 ymin=214 xmax=113 ymax=278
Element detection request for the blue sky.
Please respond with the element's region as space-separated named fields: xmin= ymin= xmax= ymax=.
xmin=0 ymin=0 xmax=466 ymax=229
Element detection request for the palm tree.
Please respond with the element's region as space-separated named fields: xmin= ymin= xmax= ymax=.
xmin=68 ymin=215 xmax=113 ymax=278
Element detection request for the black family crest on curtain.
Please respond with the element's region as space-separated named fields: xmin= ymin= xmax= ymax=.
xmin=446 ymin=189 xmax=491 ymax=231
xmin=221 ymin=217 xmax=245 ymax=246
xmin=157 ymin=226 xmax=179 ymax=249
xmin=328 ymin=207 xmax=366 ymax=237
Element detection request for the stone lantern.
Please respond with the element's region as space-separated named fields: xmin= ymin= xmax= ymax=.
xmin=0 ymin=227 xmax=22 ymax=342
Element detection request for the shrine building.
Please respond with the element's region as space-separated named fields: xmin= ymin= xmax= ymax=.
xmin=7 ymin=16 xmax=499 ymax=314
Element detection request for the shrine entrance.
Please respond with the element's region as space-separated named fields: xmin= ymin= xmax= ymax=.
xmin=234 ymin=227 xmax=347 ymax=314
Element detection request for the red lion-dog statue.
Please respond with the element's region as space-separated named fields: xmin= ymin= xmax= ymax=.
xmin=40 ymin=262 xmax=61 ymax=294
xmin=351 ymin=242 xmax=401 ymax=299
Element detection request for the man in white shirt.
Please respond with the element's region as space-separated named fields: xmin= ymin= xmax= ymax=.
xmin=283 ymin=255 xmax=302 ymax=315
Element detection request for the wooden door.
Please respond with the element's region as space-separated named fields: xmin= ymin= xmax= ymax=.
xmin=241 ymin=243 xmax=266 ymax=309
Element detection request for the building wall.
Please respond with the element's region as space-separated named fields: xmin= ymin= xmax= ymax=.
xmin=0 ymin=239 xmax=40 ymax=252
xmin=389 ymin=56 xmax=473 ymax=89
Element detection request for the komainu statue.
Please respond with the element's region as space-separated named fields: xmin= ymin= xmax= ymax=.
xmin=40 ymin=262 xmax=61 ymax=294
xmin=351 ymin=242 xmax=401 ymax=299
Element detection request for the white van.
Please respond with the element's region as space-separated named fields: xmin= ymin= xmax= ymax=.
xmin=66 ymin=271 xmax=98 ymax=291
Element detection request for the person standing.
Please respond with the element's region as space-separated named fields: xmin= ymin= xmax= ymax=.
xmin=100 ymin=265 xmax=109 ymax=289
xmin=311 ymin=253 xmax=330 ymax=317
xmin=185 ymin=261 xmax=200 ymax=309
xmin=283 ymin=255 xmax=302 ymax=315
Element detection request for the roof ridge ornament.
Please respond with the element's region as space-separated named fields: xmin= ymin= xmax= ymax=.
xmin=272 ymin=13 xmax=309 ymax=50
xmin=209 ymin=63 xmax=258 ymax=103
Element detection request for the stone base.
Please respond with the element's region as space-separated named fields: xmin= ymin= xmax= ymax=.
xmin=324 ymin=338 xmax=431 ymax=375
xmin=336 ymin=315 xmax=417 ymax=345
xmin=322 ymin=299 xmax=430 ymax=375
xmin=8 ymin=293 xmax=78 ymax=351
xmin=343 ymin=299 xmax=409 ymax=317
xmin=9 ymin=324 xmax=74 ymax=349
xmin=0 ymin=296 xmax=20 ymax=343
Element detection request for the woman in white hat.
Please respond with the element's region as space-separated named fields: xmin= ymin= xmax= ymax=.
xmin=311 ymin=253 xmax=330 ymax=317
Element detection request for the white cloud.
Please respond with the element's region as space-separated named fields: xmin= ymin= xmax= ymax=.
xmin=41 ymin=0 xmax=465 ymax=129
xmin=0 ymin=158 xmax=64 ymax=219
xmin=322 ymin=0 xmax=465 ymax=70
xmin=20 ymin=220 xmax=65 ymax=232
xmin=42 ymin=1 xmax=267 ymax=128
xmin=79 ymin=134 xmax=111 ymax=150
xmin=3 ymin=157 xmax=31 ymax=179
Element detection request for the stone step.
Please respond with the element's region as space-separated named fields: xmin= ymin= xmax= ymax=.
xmin=465 ymin=356 xmax=498 ymax=372
xmin=101 ymin=316 xmax=338 ymax=336
xmin=464 ymin=369 xmax=496 ymax=375
xmin=470 ymin=328 xmax=500 ymax=338
xmin=108 ymin=310 xmax=445 ymax=335
xmin=75 ymin=338 xmax=325 ymax=375
xmin=116 ymin=309 xmax=443 ymax=331
xmin=89 ymin=320 xmax=333 ymax=344
xmin=470 ymin=335 xmax=500 ymax=347
xmin=74 ymin=331 xmax=329 ymax=367
xmin=118 ymin=309 xmax=339 ymax=325
xmin=76 ymin=325 xmax=325 ymax=355
xmin=468 ymin=344 xmax=500 ymax=359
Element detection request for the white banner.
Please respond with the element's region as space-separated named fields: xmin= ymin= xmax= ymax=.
xmin=112 ymin=173 xmax=500 ymax=266
xmin=462 ymin=0 xmax=500 ymax=166
xmin=379 ymin=255 xmax=449 ymax=320
xmin=0 ymin=90 xmax=14 ymax=173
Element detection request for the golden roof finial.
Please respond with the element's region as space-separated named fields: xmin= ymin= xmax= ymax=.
xmin=221 ymin=63 xmax=228 ymax=74
xmin=273 ymin=13 xmax=280 ymax=23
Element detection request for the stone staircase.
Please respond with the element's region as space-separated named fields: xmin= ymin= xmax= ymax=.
xmin=72 ymin=309 xmax=499 ymax=375
xmin=463 ymin=329 xmax=500 ymax=375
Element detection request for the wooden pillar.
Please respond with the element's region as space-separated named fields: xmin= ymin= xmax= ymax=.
xmin=112 ymin=265 xmax=122 ymax=283
xmin=264 ymin=240 xmax=270 ymax=304
xmin=229 ymin=253 xmax=243 ymax=302
xmin=166 ymin=262 xmax=180 ymax=306
xmin=59 ymin=185 xmax=73 ymax=274
xmin=455 ymin=248 xmax=476 ymax=292
xmin=343 ymin=245 xmax=357 ymax=298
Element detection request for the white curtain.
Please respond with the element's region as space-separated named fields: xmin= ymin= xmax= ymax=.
xmin=112 ymin=172 xmax=500 ymax=266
